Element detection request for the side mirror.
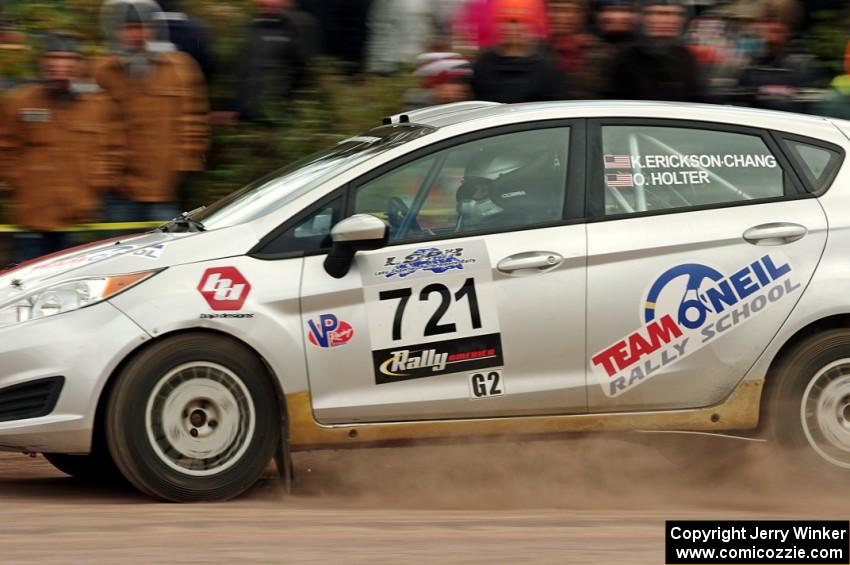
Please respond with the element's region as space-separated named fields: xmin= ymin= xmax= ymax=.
xmin=323 ymin=214 xmax=389 ymax=279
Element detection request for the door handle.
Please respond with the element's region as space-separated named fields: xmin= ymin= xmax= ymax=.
xmin=743 ymin=223 xmax=807 ymax=246
xmin=497 ymin=252 xmax=563 ymax=274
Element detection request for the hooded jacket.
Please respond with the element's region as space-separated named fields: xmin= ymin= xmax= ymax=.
xmin=0 ymin=84 xmax=126 ymax=229
xmin=92 ymin=50 xmax=209 ymax=203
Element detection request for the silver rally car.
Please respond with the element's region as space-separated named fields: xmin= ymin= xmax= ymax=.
xmin=1 ymin=100 xmax=849 ymax=501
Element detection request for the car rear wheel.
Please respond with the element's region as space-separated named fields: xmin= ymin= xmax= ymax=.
xmin=767 ymin=329 xmax=850 ymax=474
xmin=105 ymin=334 xmax=281 ymax=502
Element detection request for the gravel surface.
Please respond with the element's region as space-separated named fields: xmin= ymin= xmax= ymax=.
xmin=0 ymin=437 xmax=843 ymax=564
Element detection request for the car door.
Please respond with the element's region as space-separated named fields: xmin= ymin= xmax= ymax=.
xmin=298 ymin=123 xmax=588 ymax=424
xmin=585 ymin=119 xmax=828 ymax=412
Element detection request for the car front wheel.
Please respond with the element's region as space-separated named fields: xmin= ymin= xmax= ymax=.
xmin=105 ymin=334 xmax=281 ymax=502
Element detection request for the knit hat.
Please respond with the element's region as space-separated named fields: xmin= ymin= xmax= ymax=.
xmin=415 ymin=53 xmax=472 ymax=89
xmin=42 ymin=32 xmax=82 ymax=55
xmin=494 ymin=0 xmax=538 ymax=22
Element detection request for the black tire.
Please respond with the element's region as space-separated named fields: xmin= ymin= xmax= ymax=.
xmin=105 ymin=334 xmax=281 ymax=502
xmin=43 ymin=450 xmax=122 ymax=482
xmin=766 ymin=329 xmax=850 ymax=475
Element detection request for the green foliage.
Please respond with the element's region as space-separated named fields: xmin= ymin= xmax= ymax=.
xmin=806 ymin=8 xmax=850 ymax=77
xmin=200 ymin=61 xmax=413 ymax=206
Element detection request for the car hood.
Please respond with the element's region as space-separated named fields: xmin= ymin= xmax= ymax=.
xmin=0 ymin=232 xmax=180 ymax=290
xmin=0 ymin=222 xmax=262 ymax=303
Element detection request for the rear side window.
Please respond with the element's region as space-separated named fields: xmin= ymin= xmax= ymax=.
xmin=600 ymin=125 xmax=789 ymax=217
xmin=782 ymin=139 xmax=842 ymax=194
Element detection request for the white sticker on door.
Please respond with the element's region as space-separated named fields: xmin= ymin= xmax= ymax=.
xmin=363 ymin=241 xmax=503 ymax=384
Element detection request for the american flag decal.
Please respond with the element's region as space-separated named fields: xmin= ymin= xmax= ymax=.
xmin=604 ymin=154 xmax=631 ymax=169
xmin=606 ymin=173 xmax=634 ymax=188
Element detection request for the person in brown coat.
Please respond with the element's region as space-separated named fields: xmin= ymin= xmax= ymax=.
xmin=94 ymin=0 xmax=209 ymax=223
xmin=0 ymin=33 xmax=126 ymax=263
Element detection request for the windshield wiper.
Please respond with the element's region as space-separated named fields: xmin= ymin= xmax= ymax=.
xmin=160 ymin=208 xmax=207 ymax=233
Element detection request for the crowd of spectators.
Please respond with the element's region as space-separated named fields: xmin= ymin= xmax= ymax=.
xmin=0 ymin=0 xmax=848 ymax=263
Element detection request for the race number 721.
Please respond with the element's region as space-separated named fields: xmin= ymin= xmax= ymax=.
xmin=379 ymin=277 xmax=482 ymax=341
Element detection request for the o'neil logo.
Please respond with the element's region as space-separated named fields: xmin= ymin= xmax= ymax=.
xmin=590 ymin=254 xmax=801 ymax=398
xmin=198 ymin=267 xmax=251 ymax=311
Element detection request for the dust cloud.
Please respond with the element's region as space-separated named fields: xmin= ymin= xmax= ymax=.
xmin=285 ymin=434 xmax=848 ymax=515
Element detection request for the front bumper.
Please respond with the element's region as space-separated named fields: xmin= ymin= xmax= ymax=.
xmin=0 ymin=302 xmax=150 ymax=453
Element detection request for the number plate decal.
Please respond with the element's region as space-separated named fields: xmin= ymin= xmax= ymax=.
xmin=363 ymin=241 xmax=503 ymax=384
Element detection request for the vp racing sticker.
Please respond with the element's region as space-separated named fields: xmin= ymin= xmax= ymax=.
xmin=363 ymin=241 xmax=503 ymax=384
xmin=591 ymin=254 xmax=801 ymax=397
xmin=307 ymin=314 xmax=354 ymax=348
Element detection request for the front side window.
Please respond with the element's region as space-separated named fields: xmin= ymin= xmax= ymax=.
xmin=195 ymin=125 xmax=433 ymax=230
xmin=353 ymin=127 xmax=570 ymax=242
xmin=600 ymin=125 xmax=787 ymax=217
xmin=255 ymin=196 xmax=344 ymax=256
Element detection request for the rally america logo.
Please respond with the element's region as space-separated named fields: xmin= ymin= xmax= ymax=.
xmin=372 ymin=333 xmax=503 ymax=384
xmin=590 ymin=254 xmax=801 ymax=397
xmin=307 ymin=314 xmax=354 ymax=348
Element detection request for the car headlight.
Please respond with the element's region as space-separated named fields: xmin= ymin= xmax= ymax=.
xmin=0 ymin=271 xmax=159 ymax=327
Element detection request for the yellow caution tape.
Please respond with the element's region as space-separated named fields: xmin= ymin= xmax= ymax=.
xmin=0 ymin=221 xmax=165 ymax=233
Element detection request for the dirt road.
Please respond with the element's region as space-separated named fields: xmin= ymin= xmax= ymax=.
xmin=0 ymin=437 xmax=844 ymax=564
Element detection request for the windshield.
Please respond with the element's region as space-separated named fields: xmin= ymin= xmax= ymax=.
xmin=194 ymin=125 xmax=434 ymax=230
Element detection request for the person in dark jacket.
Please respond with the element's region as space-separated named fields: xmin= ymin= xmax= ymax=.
xmin=736 ymin=0 xmax=823 ymax=113
xmin=607 ymin=0 xmax=704 ymax=101
xmin=155 ymin=0 xmax=215 ymax=83
xmin=472 ymin=0 xmax=564 ymax=103
xmin=297 ymin=0 xmax=371 ymax=74
xmin=236 ymin=0 xmax=318 ymax=124
xmin=582 ymin=0 xmax=637 ymax=98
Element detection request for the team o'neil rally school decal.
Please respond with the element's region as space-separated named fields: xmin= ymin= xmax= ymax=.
xmin=591 ymin=253 xmax=801 ymax=397
xmin=362 ymin=241 xmax=504 ymax=385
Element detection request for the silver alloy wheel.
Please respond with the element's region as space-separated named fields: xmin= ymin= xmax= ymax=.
xmin=145 ymin=362 xmax=256 ymax=477
xmin=800 ymin=358 xmax=850 ymax=469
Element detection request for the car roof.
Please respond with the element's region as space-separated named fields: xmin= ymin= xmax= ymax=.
xmin=387 ymin=100 xmax=840 ymax=138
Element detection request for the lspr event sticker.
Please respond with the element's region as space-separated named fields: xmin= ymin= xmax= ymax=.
xmin=666 ymin=520 xmax=849 ymax=564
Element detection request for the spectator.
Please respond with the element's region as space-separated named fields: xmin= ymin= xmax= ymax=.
xmin=455 ymin=0 xmax=548 ymax=51
xmin=94 ymin=0 xmax=209 ymax=224
xmin=365 ymin=0 xmax=433 ymax=75
xmin=547 ymin=0 xmax=597 ymax=98
xmin=472 ymin=0 xmax=564 ymax=103
xmin=0 ymin=33 xmax=125 ymax=262
xmin=236 ymin=0 xmax=317 ymax=124
xmin=583 ymin=0 xmax=638 ymax=98
xmin=816 ymin=40 xmax=850 ymax=119
xmin=608 ymin=0 xmax=704 ymax=101
xmin=737 ymin=0 xmax=823 ymax=113
xmin=299 ymin=0 xmax=371 ymax=74
xmin=407 ymin=53 xmax=473 ymax=109
xmin=155 ymin=0 xmax=215 ymax=83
